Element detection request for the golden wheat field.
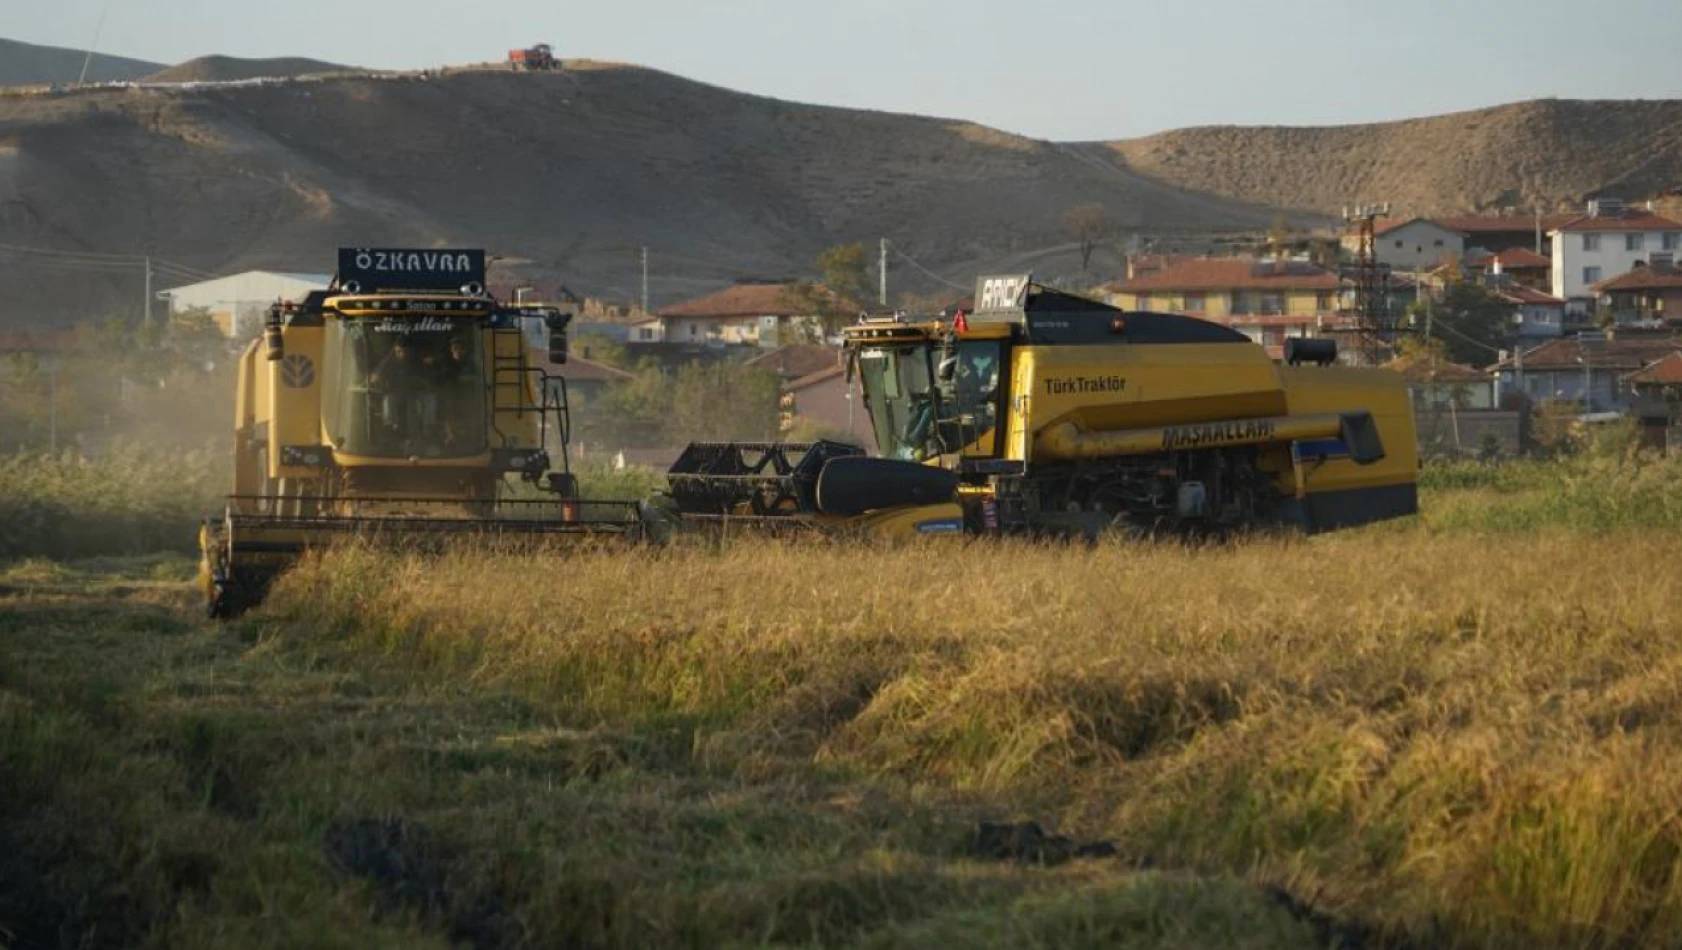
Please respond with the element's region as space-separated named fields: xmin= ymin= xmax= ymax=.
xmin=5 ymin=450 xmax=1682 ymax=948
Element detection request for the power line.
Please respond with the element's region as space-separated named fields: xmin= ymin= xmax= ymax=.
xmin=883 ymin=241 xmax=968 ymax=291
xmin=0 ymin=244 xmax=216 ymax=281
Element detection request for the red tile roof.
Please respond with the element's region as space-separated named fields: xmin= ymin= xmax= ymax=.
xmin=1436 ymin=214 xmax=1577 ymax=235
xmin=743 ymin=344 xmax=843 ymax=379
xmin=1551 ymin=211 xmax=1682 ymax=233
xmin=1117 ymin=258 xmax=1339 ymax=292
xmin=659 ymin=280 xmax=860 ymax=320
xmin=1591 ymin=265 xmax=1682 ymax=293
xmin=0 ymin=328 xmax=77 ymax=353
xmin=1626 ymin=352 xmax=1682 ymax=386
xmin=1495 ymin=285 xmax=1565 ymax=306
xmin=540 ymin=354 xmax=633 ymax=383
xmin=1384 ymin=352 xmax=1487 ymax=384
xmin=784 ymin=365 xmax=845 ymax=392
xmin=1490 ymin=336 xmax=1682 ymax=372
xmin=1370 ymin=217 xmax=1431 ymax=237
xmin=1491 ymin=247 xmax=1551 ymax=269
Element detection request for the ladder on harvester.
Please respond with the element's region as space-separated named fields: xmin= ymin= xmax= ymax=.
xmin=489 ymin=326 xmax=571 ymax=459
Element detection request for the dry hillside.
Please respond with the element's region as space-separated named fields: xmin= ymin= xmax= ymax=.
xmin=141 ymin=55 xmax=360 ymax=84
xmin=2 ymin=57 xmax=1679 ymax=327
xmin=0 ymin=64 xmax=1288 ymax=325
xmin=0 ymin=38 xmax=162 ymax=86
xmin=1107 ymin=98 xmax=1682 ymax=216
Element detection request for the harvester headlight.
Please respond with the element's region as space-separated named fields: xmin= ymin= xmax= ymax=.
xmin=461 ymin=281 xmax=485 ymax=296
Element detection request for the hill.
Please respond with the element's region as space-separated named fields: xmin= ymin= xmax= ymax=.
xmin=2 ymin=63 xmax=1680 ymax=326
xmin=0 ymin=64 xmax=1289 ymax=324
xmin=141 ymin=55 xmax=360 ymax=84
xmin=1106 ymin=98 xmax=1682 ymax=217
xmin=0 ymin=37 xmax=163 ymax=86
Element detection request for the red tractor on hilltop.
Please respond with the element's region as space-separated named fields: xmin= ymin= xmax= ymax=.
xmin=508 ymin=44 xmax=560 ymax=71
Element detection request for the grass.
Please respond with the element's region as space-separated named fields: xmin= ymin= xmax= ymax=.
xmin=0 ymin=443 xmax=225 ymax=559
xmin=6 ymin=450 xmax=1682 ymax=947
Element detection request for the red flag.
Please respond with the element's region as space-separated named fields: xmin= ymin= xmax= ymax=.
xmin=953 ymin=309 xmax=969 ymax=333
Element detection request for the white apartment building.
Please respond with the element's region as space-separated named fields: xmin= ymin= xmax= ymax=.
xmin=1549 ymin=200 xmax=1682 ymax=309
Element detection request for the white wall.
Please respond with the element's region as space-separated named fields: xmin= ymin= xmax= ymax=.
xmin=1368 ymin=221 xmax=1465 ymax=271
xmin=164 ymin=271 xmax=329 ymax=338
xmin=1551 ymin=227 xmax=1682 ymax=302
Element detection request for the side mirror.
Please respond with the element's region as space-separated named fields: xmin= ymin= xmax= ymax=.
xmin=937 ymin=356 xmax=957 ymax=383
xmin=545 ymin=311 xmax=572 ymax=364
xmin=264 ymin=305 xmax=285 ymax=361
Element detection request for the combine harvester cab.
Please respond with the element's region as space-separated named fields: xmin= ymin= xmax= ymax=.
xmin=658 ymin=273 xmax=1417 ymax=539
xmin=199 ymin=247 xmax=640 ymax=618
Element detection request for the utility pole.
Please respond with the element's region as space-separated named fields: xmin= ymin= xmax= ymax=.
xmin=878 ymin=238 xmax=888 ymax=306
xmin=143 ymin=256 xmax=152 ymax=328
xmin=640 ymin=247 xmax=649 ymax=315
xmin=1534 ymin=204 xmax=1542 ymax=256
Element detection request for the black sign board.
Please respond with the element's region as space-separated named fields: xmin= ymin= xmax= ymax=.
xmin=337 ymin=248 xmax=486 ymax=293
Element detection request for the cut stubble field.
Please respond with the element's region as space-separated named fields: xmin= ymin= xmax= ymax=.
xmin=5 ymin=461 xmax=1682 ymax=948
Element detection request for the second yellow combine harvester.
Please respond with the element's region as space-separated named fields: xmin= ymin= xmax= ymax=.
xmin=660 ymin=274 xmax=1417 ymax=538
xmin=199 ymin=248 xmax=640 ymax=617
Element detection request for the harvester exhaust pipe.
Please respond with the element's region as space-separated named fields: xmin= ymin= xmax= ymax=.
xmin=1035 ymin=411 xmax=1384 ymax=465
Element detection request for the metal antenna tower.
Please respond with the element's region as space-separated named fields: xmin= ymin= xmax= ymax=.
xmin=1339 ymin=202 xmax=1393 ymax=364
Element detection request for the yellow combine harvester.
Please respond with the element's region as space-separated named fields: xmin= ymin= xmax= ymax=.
xmin=660 ymin=274 xmax=1417 ymax=537
xmin=199 ymin=247 xmax=639 ymax=617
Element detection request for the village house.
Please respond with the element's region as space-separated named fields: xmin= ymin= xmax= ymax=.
xmin=1623 ymin=352 xmax=1682 ymax=451
xmin=1548 ymin=200 xmax=1682 ymax=310
xmin=1489 ymin=333 xmax=1682 ymax=411
xmin=1349 ymin=218 xmax=1465 ymax=271
xmin=656 ymin=279 xmax=856 ymax=348
xmin=1104 ymin=257 xmax=1348 ymax=358
xmin=1590 ymin=263 xmax=1682 ymax=327
xmin=1434 ymin=214 xmax=1576 ymax=256
xmin=1386 ymin=351 xmax=1496 ymax=410
xmin=1471 ymin=247 xmax=1553 ymax=290
xmin=1493 ymin=284 xmax=1568 ymax=341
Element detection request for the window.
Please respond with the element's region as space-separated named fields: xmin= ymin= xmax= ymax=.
xmin=1583 ymin=266 xmax=1602 ymax=286
xmin=1316 ymin=291 xmax=1334 ymax=311
xmin=1433 ymin=239 xmax=1444 ymax=247
xmin=1582 ymin=234 xmax=1601 ymax=252
xmin=1665 ymin=233 xmax=1680 ymax=251
xmin=1394 ymin=239 xmax=1403 ymax=249
xmin=1627 ymin=233 xmax=1645 ymax=252
xmin=322 ymin=316 xmax=486 ymax=459
xmin=1258 ymin=293 xmax=1284 ymax=313
xmin=1182 ymin=292 xmax=1206 ymax=313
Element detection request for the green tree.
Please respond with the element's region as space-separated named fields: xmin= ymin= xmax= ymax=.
xmin=778 ymin=242 xmax=872 ymax=340
xmin=816 ymin=242 xmax=869 ymax=305
xmin=571 ymin=332 xmax=629 ymax=368
xmin=666 ymin=362 xmax=779 ymax=443
xmin=1406 ymin=282 xmax=1516 ymax=369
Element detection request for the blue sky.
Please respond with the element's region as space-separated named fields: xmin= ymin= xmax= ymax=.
xmin=10 ymin=0 xmax=1681 ymax=139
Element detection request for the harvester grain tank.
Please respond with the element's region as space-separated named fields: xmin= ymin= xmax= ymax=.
xmin=198 ymin=247 xmax=638 ymax=617
xmin=657 ymin=274 xmax=1417 ymax=537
